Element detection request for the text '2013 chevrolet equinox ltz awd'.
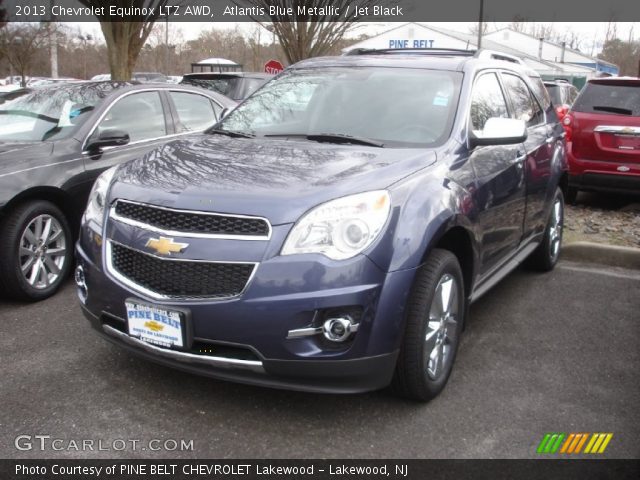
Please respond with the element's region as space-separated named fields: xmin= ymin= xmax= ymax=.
xmin=76 ymin=49 xmax=568 ymax=401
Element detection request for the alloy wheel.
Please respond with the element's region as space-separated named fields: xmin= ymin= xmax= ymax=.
xmin=548 ymin=197 xmax=563 ymax=263
xmin=19 ymin=214 xmax=67 ymax=290
xmin=425 ymin=273 xmax=459 ymax=380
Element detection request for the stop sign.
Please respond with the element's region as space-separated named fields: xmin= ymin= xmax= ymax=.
xmin=264 ymin=60 xmax=284 ymax=74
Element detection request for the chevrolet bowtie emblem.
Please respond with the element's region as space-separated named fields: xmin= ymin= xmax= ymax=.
xmin=145 ymin=236 xmax=189 ymax=255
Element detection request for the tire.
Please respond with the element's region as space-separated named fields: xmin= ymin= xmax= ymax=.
xmin=526 ymin=188 xmax=564 ymax=272
xmin=564 ymin=186 xmax=578 ymax=205
xmin=392 ymin=249 xmax=465 ymax=402
xmin=0 ymin=200 xmax=73 ymax=301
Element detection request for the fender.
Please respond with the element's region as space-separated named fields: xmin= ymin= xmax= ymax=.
xmin=366 ymin=160 xmax=480 ymax=279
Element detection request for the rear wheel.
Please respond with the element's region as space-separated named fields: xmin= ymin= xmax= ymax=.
xmin=392 ymin=249 xmax=465 ymax=402
xmin=0 ymin=200 xmax=72 ymax=301
xmin=526 ymin=188 xmax=564 ymax=272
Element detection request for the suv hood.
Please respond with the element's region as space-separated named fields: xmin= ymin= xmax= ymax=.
xmin=111 ymin=134 xmax=436 ymax=225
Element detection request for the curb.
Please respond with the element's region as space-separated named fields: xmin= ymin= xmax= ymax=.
xmin=561 ymin=241 xmax=640 ymax=270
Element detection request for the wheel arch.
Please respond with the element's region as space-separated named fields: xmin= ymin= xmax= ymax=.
xmin=0 ymin=187 xmax=79 ymax=236
xmin=420 ymin=223 xmax=477 ymax=304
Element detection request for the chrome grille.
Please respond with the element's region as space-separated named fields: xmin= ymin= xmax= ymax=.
xmin=113 ymin=200 xmax=270 ymax=238
xmin=109 ymin=242 xmax=255 ymax=299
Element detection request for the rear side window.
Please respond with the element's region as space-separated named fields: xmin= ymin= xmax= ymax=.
xmin=573 ymin=82 xmax=640 ymax=116
xmin=502 ymin=73 xmax=544 ymax=127
xmin=529 ymin=77 xmax=552 ymax=110
xmin=545 ymin=85 xmax=563 ymax=106
xmin=470 ymin=73 xmax=509 ymax=134
xmin=170 ymin=91 xmax=218 ymax=132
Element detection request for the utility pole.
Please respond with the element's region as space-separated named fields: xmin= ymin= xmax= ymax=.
xmin=165 ymin=17 xmax=169 ymax=75
xmin=476 ymin=0 xmax=484 ymax=49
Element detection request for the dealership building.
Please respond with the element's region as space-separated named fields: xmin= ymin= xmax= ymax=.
xmin=343 ymin=23 xmax=619 ymax=88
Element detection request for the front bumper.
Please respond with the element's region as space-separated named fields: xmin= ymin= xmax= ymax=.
xmin=76 ymin=224 xmax=415 ymax=394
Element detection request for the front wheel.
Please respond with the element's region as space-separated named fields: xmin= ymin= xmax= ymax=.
xmin=392 ymin=249 xmax=465 ymax=402
xmin=0 ymin=200 xmax=73 ymax=301
xmin=526 ymin=188 xmax=564 ymax=272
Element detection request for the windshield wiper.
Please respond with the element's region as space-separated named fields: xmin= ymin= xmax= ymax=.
xmin=206 ymin=127 xmax=255 ymax=138
xmin=592 ymin=106 xmax=633 ymax=115
xmin=306 ymin=133 xmax=384 ymax=147
xmin=0 ymin=110 xmax=58 ymax=123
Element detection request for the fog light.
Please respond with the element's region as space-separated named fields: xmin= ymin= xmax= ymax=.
xmin=75 ymin=265 xmax=87 ymax=302
xmin=322 ymin=316 xmax=358 ymax=343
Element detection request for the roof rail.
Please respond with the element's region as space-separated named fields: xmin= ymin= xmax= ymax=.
xmin=473 ymin=49 xmax=525 ymax=65
xmin=342 ymin=47 xmax=532 ymax=68
xmin=343 ymin=48 xmax=476 ymax=57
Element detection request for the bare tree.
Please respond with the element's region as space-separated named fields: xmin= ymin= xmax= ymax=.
xmin=236 ymin=0 xmax=381 ymax=64
xmin=599 ymin=37 xmax=640 ymax=76
xmin=0 ymin=23 xmax=51 ymax=86
xmin=77 ymin=1 xmax=168 ymax=80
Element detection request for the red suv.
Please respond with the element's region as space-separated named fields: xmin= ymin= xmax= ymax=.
xmin=564 ymin=77 xmax=640 ymax=203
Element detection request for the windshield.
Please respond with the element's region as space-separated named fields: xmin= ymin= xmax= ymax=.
xmin=181 ymin=77 xmax=238 ymax=96
xmin=0 ymin=83 xmax=117 ymax=142
xmin=216 ymin=67 xmax=462 ymax=147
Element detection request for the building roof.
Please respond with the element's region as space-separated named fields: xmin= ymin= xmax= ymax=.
xmin=343 ymin=23 xmax=613 ymax=77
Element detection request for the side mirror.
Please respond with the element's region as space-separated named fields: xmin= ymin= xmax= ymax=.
xmin=86 ymin=129 xmax=130 ymax=152
xmin=470 ymin=118 xmax=527 ymax=147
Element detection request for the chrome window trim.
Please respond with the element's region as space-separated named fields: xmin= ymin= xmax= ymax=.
xmin=110 ymin=199 xmax=272 ymax=241
xmin=102 ymin=324 xmax=264 ymax=373
xmin=82 ymin=87 xmax=224 ymax=153
xmin=594 ymin=125 xmax=640 ymax=136
xmin=104 ymin=239 xmax=259 ymax=302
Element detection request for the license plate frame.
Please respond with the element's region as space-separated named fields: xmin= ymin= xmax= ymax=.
xmin=125 ymin=299 xmax=192 ymax=350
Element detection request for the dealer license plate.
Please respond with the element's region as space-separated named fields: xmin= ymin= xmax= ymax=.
xmin=125 ymin=301 xmax=184 ymax=348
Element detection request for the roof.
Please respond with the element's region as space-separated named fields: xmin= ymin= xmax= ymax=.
xmin=24 ymin=81 xmax=237 ymax=106
xmin=293 ymin=53 xmax=470 ymax=72
xmin=196 ymin=57 xmax=240 ymax=66
xmin=589 ymin=77 xmax=640 ymax=85
xmin=292 ymin=50 xmax=539 ymax=78
xmin=182 ymin=72 xmax=272 ymax=79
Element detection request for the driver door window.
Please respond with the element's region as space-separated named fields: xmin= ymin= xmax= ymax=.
xmin=470 ymin=73 xmax=509 ymax=136
xmin=94 ymin=91 xmax=166 ymax=144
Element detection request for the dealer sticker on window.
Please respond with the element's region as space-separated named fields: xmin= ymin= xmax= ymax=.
xmin=125 ymin=301 xmax=184 ymax=348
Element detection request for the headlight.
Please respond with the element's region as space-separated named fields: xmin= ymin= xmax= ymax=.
xmin=84 ymin=166 xmax=118 ymax=229
xmin=281 ymin=191 xmax=391 ymax=260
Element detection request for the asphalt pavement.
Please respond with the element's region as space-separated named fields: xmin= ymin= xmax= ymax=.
xmin=1 ymin=259 xmax=638 ymax=459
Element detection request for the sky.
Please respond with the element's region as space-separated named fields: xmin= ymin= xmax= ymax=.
xmin=75 ymin=21 xmax=639 ymax=56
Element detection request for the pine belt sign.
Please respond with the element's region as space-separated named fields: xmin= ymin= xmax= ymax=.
xmin=264 ymin=60 xmax=284 ymax=74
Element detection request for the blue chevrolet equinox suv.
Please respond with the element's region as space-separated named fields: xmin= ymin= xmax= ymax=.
xmin=76 ymin=49 xmax=567 ymax=401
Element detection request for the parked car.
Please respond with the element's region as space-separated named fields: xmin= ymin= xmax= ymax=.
xmin=90 ymin=73 xmax=169 ymax=83
xmin=0 ymin=82 xmax=236 ymax=301
xmin=0 ymin=85 xmax=30 ymax=104
xmin=544 ymin=80 xmax=579 ymax=122
xmin=28 ymin=77 xmax=83 ymax=88
xmin=76 ymin=49 xmax=567 ymax=401
xmin=563 ymin=77 xmax=640 ymax=203
xmin=180 ymin=72 xmax=273 ymax=100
